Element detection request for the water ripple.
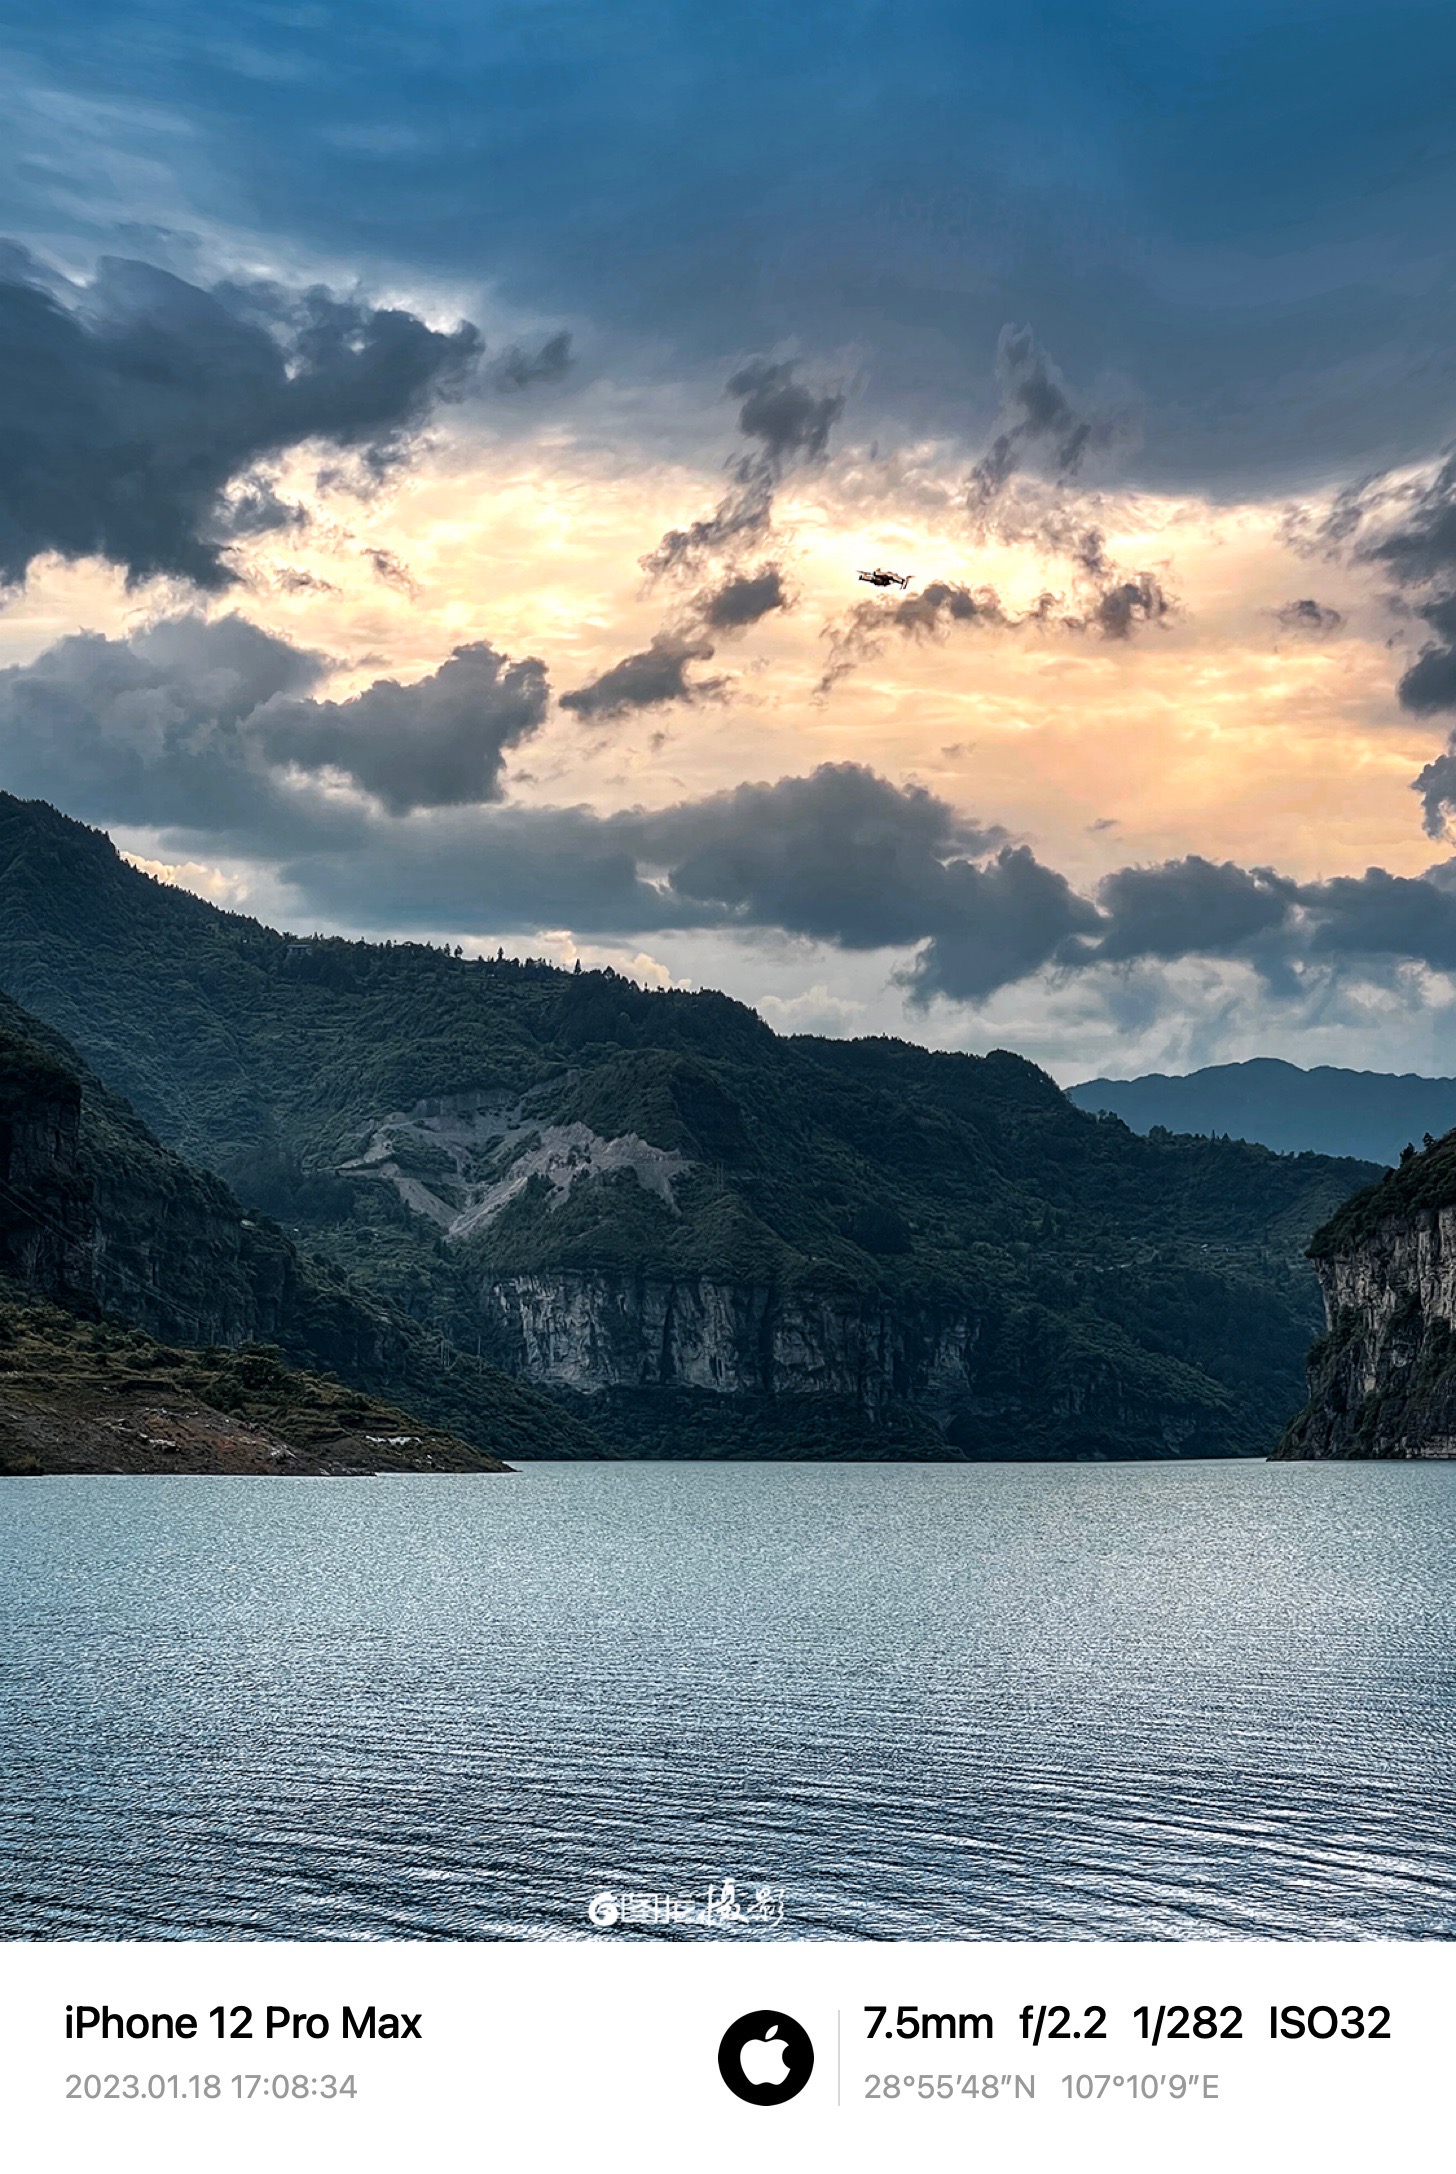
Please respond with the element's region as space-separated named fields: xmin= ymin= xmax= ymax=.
xmin=2 ymin=1460 xmax=1455 ymax=1939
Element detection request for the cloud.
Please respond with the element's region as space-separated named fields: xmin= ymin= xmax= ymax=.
xmin=817 ymin=567 xmax=1168 ymax=693
xmin=697 ymin=564 xmax=789 ymax=629
xmin=364 ymin=545 xmax=420 ymax=595
xmin=870 ymin=580 xmax=1015 ymax=639
xmin=637 ymin=474 xmax=776 ymax=583
xmin=640 ymin=358 xmax=842 ymax=582
xmin=1091 ymin=856 xmax=1294 ymax=961
xmin=1350 ymin=451 xmax=1456 ymax=587
xmin=0 ymin=245 xmax=481 ymax=592
xmin=253 ymin=640 xmax=549 ymax=811
xmin=215 ymin=477 xmax=309 ymax=539
xmin=900 ymin=848 xmax=1103 ymax=1003
xmin=559 ymin=631 xmax=722 ymax=719
xmin=817 ymin=579 xmax=1013 ymax=693
xmin=0 ymin=611 xmax=545 ymax=822
xmin=30 ymin=4 xmax=1456 ymax=495
xmin=1077 ymin=855 xmax=1456 ymax=986
xmin=273 ymin=567 xmax=338 ymax=595
xmin=561 ymin=563 xmax=789 ymax=718
xmin=1274 ymin=596 xmax=1344 ymax=636
xmin=1296 ymin=865 xmax=1456 ymax=971
xmin=968 ymin=325 xmax=1114 ymax=512
xmin=638 ymin=762 xmax=1008 ymax=950
xmin=1090 ymin=572 xmax=1171 ymax=639
xmin=1414 ymin=741 xmax=1456 ymax=835
xmin=1319 ymin=456 xmax=1456 ymax=821
xmin=726 ymin=357 xmax=845 ymax=471
xmin=17 ymin=611 xmax=1456 ymax=1011
xmin=1400 ymin=606 xmax=1456 ymax=721
xmin=214 ymin=797 xmax=1456 ymax=1003
xmin=486 ymin=330 xmax=573 ymax=391
xmin=943 ymin=323 xmax=1175 ymax=651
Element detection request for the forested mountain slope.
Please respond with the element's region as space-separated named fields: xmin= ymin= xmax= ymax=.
xmin=0 ymin=793 xmax=1381 ymax=1458
xmin=0 ymin=979 xmax=600 ymax=1463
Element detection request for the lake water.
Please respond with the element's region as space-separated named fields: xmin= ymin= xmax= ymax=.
xmin=2 ymin=1461 xmax=1454 ymax=1941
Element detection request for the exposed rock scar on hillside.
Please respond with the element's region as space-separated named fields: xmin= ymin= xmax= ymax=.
xmin=339 ymin=1097 xmax=692 ymax=1240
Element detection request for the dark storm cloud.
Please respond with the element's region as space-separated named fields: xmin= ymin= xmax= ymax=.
xmin=254 ymin=640 xmax=549 ymax=812
xmin=0 ymin=612 xmax=545 ymax=823
xmin=559 ymin=633 xmax=723 ymax=719
xmin=1092 ymin=857 xmax=1294 ymax=961
xmin=1296 ymin=866 xmax=1456 ymax=972
xmin=1415 ymin=743 xmax=1456 ymax=835
xmin=1388 ymin=590 xmax=1456 ymax=738
xmin=1274 ymin=597 xmax=1345 ymax=636
xmin=0 ymin=247 xmax=481 ymax=591
xmin=0 ymin=612 xmax=322 ymax=835
xmin=636 ymin=762 xmax=1008 ymax=951
xmin=22 ymin=3 xmax=1456 ymax=493
xmin=900 ymin=849 xmax=1103 ymax=1003
xmin=1078 ymin=856 xmax=1456 ymax=983
xmin=215 ymin=478 xmax=309 ymax=539
xmin=1315 ymin=463 xmax=1456 ymax=720
xmin=168 ymin=780 xmax=1456 ymax=998
xmin=1353 ymin=452 xmax=1456 ymax=587
xmin=1400 ymin=638 xmax=1456 ymax=725
xmin=272 ymin=761 xmax=1088 ymax=1005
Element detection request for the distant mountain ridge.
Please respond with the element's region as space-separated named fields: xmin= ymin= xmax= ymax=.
xmin=0 ymin=792 xmax=1385 ymax=1459
xmin=1070 ymin=1058 xmax=1456 ymax=1166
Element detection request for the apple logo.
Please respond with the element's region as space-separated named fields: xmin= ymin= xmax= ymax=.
xmin=740 ymin=2026 xmax=790 ymax=2089
xmin=717 ymin=2011 xmax=814 ymax=2105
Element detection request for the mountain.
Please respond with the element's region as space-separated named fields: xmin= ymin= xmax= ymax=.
xmin=0 ymin=792 xmax=1385 ymax=1459
xmin=1277 ymin=1133 xmax=1456 ymax=1459
xmin=1069 ymin=1057 xmax=1456 ymax=1165
xmin=0 ymin=1283 xmax=512 ymax=1476
xmin=0 ymin=984 xmax=600 ymax=1464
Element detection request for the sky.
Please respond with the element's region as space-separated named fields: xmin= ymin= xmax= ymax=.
xmin=8 ymin=3 xmax=1456 ymax=1078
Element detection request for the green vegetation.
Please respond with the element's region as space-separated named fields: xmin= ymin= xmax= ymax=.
xmin=0 ymin=792 xmax=1387 ymax=1457
xmin=0 ymin=974 xmax=605 ymax=1462
xmin=1308 ymin=1126 xmax=1456 ymax=1256
xmin=1275 ymin=1129 xmax=1456 ymax=1460
xmin=0 ymin=1281 xmax=510 ymax=1473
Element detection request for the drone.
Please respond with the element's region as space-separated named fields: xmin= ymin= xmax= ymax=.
xmin=857 ymin=567 xmax=912 ymax=589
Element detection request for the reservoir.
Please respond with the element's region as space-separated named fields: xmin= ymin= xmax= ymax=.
xmin=2 ymin=1460 xmax=1453 ymax=1940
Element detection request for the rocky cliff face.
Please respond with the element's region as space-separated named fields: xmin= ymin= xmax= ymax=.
xmin=1278 ymin=1143 xmax=1456 ymax=1458
xmin=0 ymin=1036 xmax=92 ymax=1302
xmin=482 ymin=1267 xmax=1232 ymax=1457
xmin=485 ymin=1270 xmax=978 ymax=1411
